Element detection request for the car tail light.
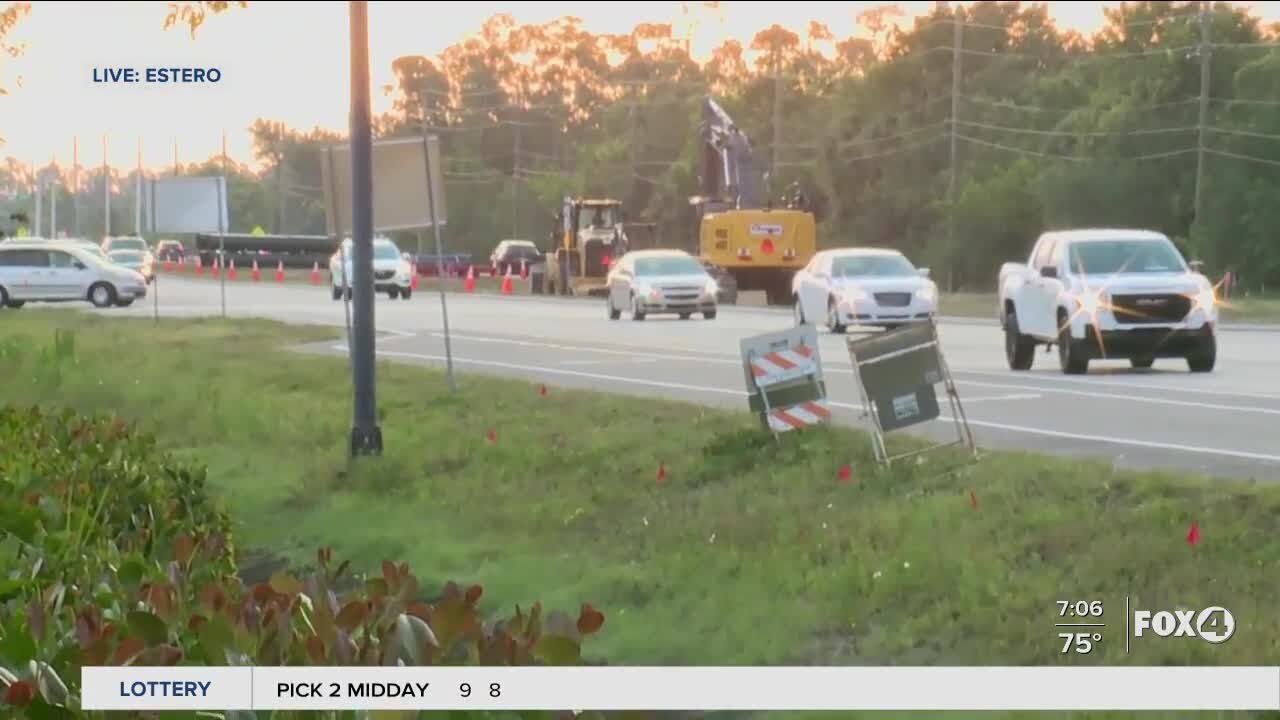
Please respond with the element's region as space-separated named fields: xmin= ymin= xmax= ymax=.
xmin=761 ymin=239 xmax=775 ymax=255
xmin=602 ymin=255 xmax=612 ymax=268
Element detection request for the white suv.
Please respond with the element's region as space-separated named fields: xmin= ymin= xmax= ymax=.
xmin=329 ymin=236 xmax=414 ymax=301
xmin=0 ymin=240 xmax=148 ymax=309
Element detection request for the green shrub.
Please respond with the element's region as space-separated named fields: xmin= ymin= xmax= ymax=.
xmin=1 ymin=406 xmax=609 ymax=719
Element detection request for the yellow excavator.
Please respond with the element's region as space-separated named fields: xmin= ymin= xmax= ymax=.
xmin=690 ymin=97 xmax=816 ymax=305
xmin=542 ymin=197 xmax=628 ymax=297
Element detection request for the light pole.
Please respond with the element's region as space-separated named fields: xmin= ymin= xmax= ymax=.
xmin=348 ymin=0 xmax=382 ymax=456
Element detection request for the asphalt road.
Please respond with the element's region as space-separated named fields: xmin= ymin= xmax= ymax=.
xmin=69 ymin=276 xmax=1280 ymax=481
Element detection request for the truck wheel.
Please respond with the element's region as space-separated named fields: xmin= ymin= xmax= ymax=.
xmin=631 ymin=294 xmax=646 ymax=321
xmin=1187 ymin=336 xmax=1216 ymax=373
xmin=703 ymin=310 xmax=717 ymax=320
xmin=388 ymin=287 xmax=400 ymax=300
xmin=607 ymin=296 xmax=621 ymax=320
xmin=1004 ymin=309 xmax=1035 ymax=371
xmin=1130 ymin=356 xmax=1154 ymax=369
xmin=1057 ymin=315 xmax=1089 ymax=375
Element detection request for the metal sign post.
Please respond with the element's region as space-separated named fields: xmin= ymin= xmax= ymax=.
xmin=846 ymin=318 xmax=976 ymax=465
xmin=739 ymin=326 xmax=831 ymax=438
xmin=422 ymin=134 xmax=456 ymax=393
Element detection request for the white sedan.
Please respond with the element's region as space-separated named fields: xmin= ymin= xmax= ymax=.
xmin=791 ymin=248 xmax=937 ymax=333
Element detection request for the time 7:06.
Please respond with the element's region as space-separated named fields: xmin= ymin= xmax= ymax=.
xmin=1057 ymin=600 xmax=1104 ymax=616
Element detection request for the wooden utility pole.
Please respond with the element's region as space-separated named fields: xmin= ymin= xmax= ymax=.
xmin=946 ymin=14 xmax=963 ymax=293
xmin=1193 ymin=0 xmax=1211 ymax=228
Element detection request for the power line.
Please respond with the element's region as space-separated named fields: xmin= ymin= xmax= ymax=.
xmin=957 ymin=43 xmax=1199 ymax=60
xmin=1203 ymin=147 xmax=1280 ymax=167
xmin=1205 ymin=125 xmax=1280 ymax=142
xmin=836 ymin=121 xmax=949 ymax=151
xmin=953 ymin=119 xmax=1197 ymax=138
xmin=954 ymin=133 xmax=1196 ymax=162
xmin=961 ymin=95 xmax=1199 ymax=115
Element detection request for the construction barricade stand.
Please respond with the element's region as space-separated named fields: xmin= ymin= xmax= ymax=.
xmin=740 ymin=326 xmax=831 ymax=438
xmin=845 ymin=318 xmax=976 ymax=465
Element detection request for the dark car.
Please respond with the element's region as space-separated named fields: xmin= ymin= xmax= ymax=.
xmin=699 ymin=258 xmax=738 ymax=304
xmin=155 ymin=240 xmax=186 ymax=263
xmin=490 ymin=240 xmax=542 ymax=274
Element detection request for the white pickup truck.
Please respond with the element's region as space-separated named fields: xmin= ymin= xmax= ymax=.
xmin=998 ymin=228 xmax=1218 ymax=374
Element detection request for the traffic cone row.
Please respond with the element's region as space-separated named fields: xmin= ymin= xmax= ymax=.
xmin=500 ymin=266 xmax=514 ymax=295
xmin=250 ymin=259 xmax=261 ymax=282
xmin=275 ymin=260 xmax=285 ymax=283
xmin=211 ymin=258 xmax=221 ymax=280
xmin=228 ymin=259 xmax=238 ymax=281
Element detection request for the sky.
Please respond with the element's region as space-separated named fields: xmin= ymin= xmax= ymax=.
xmin=3 ymin=1 xmax=1279 ymax=175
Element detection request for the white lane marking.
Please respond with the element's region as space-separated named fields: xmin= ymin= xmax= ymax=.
xmin=955 ymin=378 xmax=1280 ymax=417
xmin=950 ymin=416 xmax=1280 ymax=465
xmin=342 ymin=346 xmax=746 ymax=397
xmin=960 ymin=393 xmax=1043 ymax=403
xmin=952 ymin=366 xmax=1280 ymax=401
xmin=561 ymin=358 xmax=658 ymax=366
xmin=422 ymin=331 xmax=1280 ymax=413
xmin=327 ymin=345 xmax=1280 ymax=465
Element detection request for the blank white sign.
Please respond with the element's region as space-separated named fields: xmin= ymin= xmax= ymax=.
xmin=321 ymin=135 xmax=447 ymax=235
xmin=148 ymin=176 xmax=228 ymax=234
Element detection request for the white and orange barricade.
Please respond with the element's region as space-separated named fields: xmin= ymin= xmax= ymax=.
xmin=740 ymin=326 xmax=831 ymax=437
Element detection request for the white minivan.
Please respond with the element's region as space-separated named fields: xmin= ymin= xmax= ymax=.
xmin=0 ymin=240 xmax=149 ymax=309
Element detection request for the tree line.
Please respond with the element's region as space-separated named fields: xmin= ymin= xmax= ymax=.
xmin=5 ymin=1 xmax=1279 ymax=291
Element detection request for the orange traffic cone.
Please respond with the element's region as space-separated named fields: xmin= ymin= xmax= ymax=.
xmin=501 ymin=266 xmax=514 ymax=295
xmin=275 ymin=260 xmax=285 ymax=283
xmin=520 ymin=259 xmax=529 ymax=280
xmin=464 ymin=266 xmax=476 ymax=293
xmin=227 ymin=259 xmax=238 ymax=281
xmin=211 ymin=258 xmax=221 ymax=280
xmin=164 ymin=259 xmax=174 ymax=273
xmin=410 ymin=262 xmax=420 ymax=290
xmin=176 ymin=257 xmax=185 ymax=273
xmin=195 ymin=256 xmax=204 ymax=276
xmin=310 ymin=262 xmax=321 ymax=285
xmin=251 ymin=259 xmax=261 ymax=282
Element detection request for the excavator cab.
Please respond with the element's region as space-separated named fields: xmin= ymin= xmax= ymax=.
xmin=543 ymin=197 xmax=628 ymax=296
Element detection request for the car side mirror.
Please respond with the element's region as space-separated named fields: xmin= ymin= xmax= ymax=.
xmin=73 ymin=261 xmax=86 ymax=270
xmin=402 ymin=253 xmax=412 ymax=262
xmin=1040 ymin=266 xmax=1059 ymax=279
xmin=917 ymin=267 xmax=931 ymax=277
xmin=1189 ymin=260 xmax=1205 ymax=272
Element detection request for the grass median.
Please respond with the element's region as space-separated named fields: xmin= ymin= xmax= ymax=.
xmin=1 ymin=311 xmax=1277 ymax=679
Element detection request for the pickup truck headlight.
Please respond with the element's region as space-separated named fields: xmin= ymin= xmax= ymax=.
xmin=703 ymin=277 xmax=719 ymax=296
xmin=1195 ymin=285 xmax=1216 ymax=312
xmin=915 ymin=284 xmax=937 ymax=303
xmin=1074 ymin=288 xmax=1109 ymax=315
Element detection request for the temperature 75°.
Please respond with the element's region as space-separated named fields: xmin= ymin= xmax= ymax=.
xmin=1060 ymin=632 xmax=1101 ymax=654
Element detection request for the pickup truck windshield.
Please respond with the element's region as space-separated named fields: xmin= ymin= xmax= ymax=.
xmin=374 ymin=243 xmax=402 ymax=261
xmin=1068 ymin=240 xmax=1186 ymax=275
xmin=636 ymin=257 xmax=703 ymax=276
xmin=832 ymin=254 xmax=915 ymax=277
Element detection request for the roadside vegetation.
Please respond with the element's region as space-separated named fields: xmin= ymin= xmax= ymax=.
xmin=2 ymin=310 xmax=1277 ymax=681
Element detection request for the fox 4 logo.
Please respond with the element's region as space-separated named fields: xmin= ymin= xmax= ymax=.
xmin=1133 ymin=607 xmax=1236 ymax=644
